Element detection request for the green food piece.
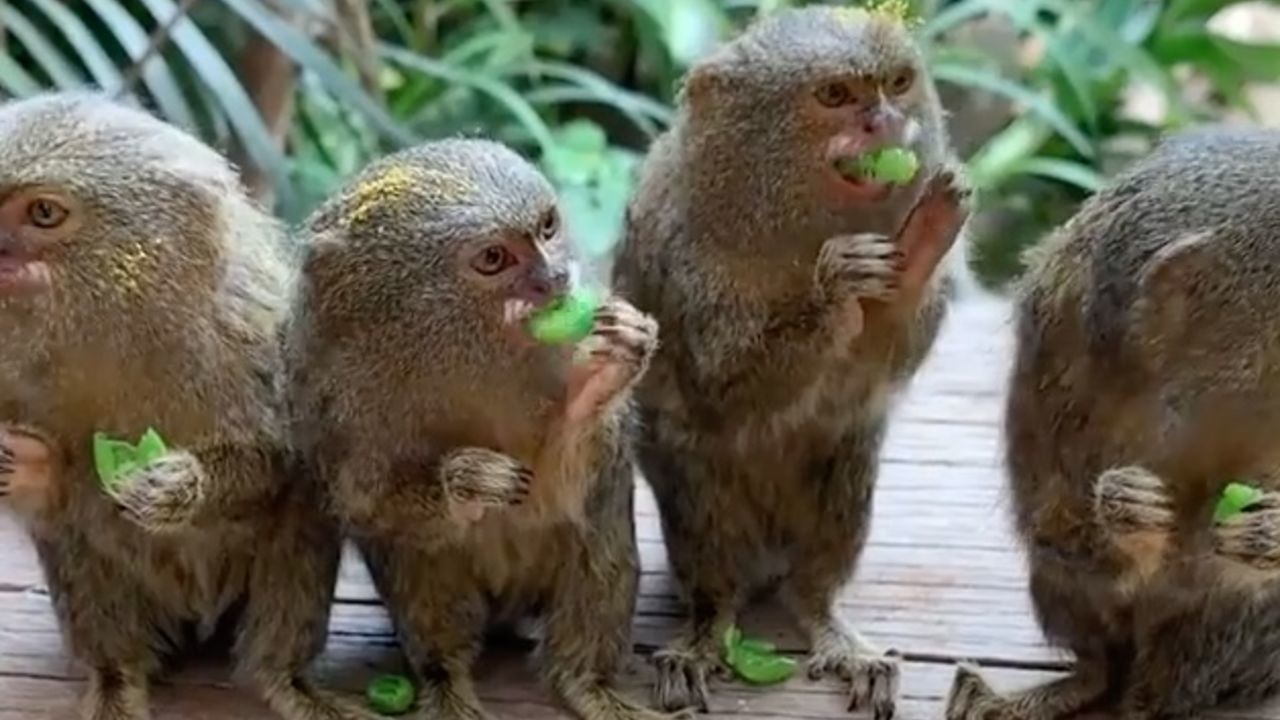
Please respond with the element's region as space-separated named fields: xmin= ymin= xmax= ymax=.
xmin=738 ymin=637 xmax=778 ymax=655
xmin=93 ymin=428 xmax=168 ymax=492
xmin=366 ymin=674 xmax=415 ymax=716
xmin=1214 ymin=481 xmax=1265 ymax=523
xmin=732 ymin=650 xmax=798 ymax=686
xmin=834 ymin=146 xmax=920 ymax=185
xmin=720 ymin=624 xmax=797 ymax=686
xmin=527 ymin=289 xmax=600 ymax=345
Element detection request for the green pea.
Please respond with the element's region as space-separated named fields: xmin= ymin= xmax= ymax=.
xmin=366 ymin=674 xmax=415 ymax=716
xmin=1214 ymin=481 xmax=1265 ymax=523
xmin=527 ymin=290 xmax=599 ymax=345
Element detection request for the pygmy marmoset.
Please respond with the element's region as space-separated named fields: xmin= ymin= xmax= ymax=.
xmin=947 ymin=126 xmax=1280 ymax=720
xmin=613 ymin=6 xmax=971 ymax=717
xmin=0 ymin=92 xmax=360 ymax=720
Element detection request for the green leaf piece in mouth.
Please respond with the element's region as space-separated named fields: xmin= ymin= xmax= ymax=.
xmin=527 ymin=288 xmax=600 ymax=345
xmin=834 ymin=146 xmax=920 ymax=185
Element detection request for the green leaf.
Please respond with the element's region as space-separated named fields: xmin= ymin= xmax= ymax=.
xmin=667 ymin=0 xmax=729 ymax=65
xmin=527 ymin=289 xmax=600 ymax=345
xmin=629 ymin=0 xmax=729 ymax=66
xmin=212 ymin=0 xmax=417 ymax=146
xmin=1214 ymin=481 xmax=1264 ymax=523
xmin=1038 ymin=0 xmax=1188 ymax=122
xmin=0 ymin=53 xmax=43 ymax=97
xmin=965 ymin=116 xmax=1054 ymax=191
xmin=1012 ymin=157 xmax=1107 ymax=193
xmin=921 ymin=0 xmax=1000 ymax=41
xmin=525 ymin=5 xmax=612 ymax=58
xmin=558 ymin=120 xmax=609 ymax=154
xmin=130 ymin=0 xmax=293 ymax=202
xmin=1166 ymin=0 xmax=1246 ymax=24
xmin=380 ymin=43 xmax=556 ymax=154
xmin=1213 ymin=37 xmax=1280 ymax=82
xmin=732 ymin=650 xmax=797 ymax=685
xmin=930 ymin=59 xmax=1095 ymax=159
xmin=25 ymin=0 xmax=124 ymax=89
xmin=93 ymin=428 xmax=169 ymax=492
xmin=541 ymin=118 xmax=639 ymax=261
xmin=477 ymin=0 xmax=522 ymax=34
xmin=517 ymin=60 xmax=674 ymax=135
xmin=79 ymin=0 xmax=199 ymax=130
xmin=0 ymin=5 xmax=86 ymax=89
xmin=738 ymin=637 xmax=778 ymax=654
xmin=371 ymin=0 xmax=416 ymax=48
xmin=718 ymin=624 xmax=797 ymax=686
xmin=1148 ymin=30 xmax=1280 ymax=111
xmin=1113 ymin=0 xmax=1162 ymax=44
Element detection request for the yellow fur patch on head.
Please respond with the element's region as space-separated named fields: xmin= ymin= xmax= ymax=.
xmin=832 ymin=6 xmax=872 ymax=27
xmin=108 ymin=241 xmax=159 ymax=296
xmin=861 ymin=0 xmax=922 ymax=28
xmin=344 ymin=164 xmax=477 ymax=226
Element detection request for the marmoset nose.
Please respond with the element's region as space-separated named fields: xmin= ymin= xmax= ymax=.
xmin=856 ymin=105 xmax=906 ymax=145
xmin=526 ymin=266 xmax=570 ymax=304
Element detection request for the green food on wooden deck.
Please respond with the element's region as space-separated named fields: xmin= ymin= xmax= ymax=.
xmin=721 ymin=625 xmax=797 ymax=686
xmin=834 ymin=146 xmax=920 ymax=185
xmin=93 ymin=428 xmax=168 ymax=492
xmin=527 ymin=289 xmax=600 ymax=345
xmin=366 ymin=674 xmax=415 ymax=715
xmin=1214 ymin=481 xmax=1265 ymax=523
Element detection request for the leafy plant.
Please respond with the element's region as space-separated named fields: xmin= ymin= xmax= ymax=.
xmin=927 ymin=0 xmax=1280 ymax=288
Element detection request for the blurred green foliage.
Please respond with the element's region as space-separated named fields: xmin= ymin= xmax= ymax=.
xmin=2 ymin=0 xmax=1279 ymax=289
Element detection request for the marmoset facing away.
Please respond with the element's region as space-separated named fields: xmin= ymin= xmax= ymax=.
xmin=0 ymin=93 xmax=360 ymax=720
xmin=612 ymin=6 xmax=971 ymax=717
xmin=284 ymin=139 xmax=686 ymax=720
xmin=947 ymin=126 xmax=1280 ymax=720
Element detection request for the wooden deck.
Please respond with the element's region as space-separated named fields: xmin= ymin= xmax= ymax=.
xmin=2 ymin=294 xmax=1276 ymax=719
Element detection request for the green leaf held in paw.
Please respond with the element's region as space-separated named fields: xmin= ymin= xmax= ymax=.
xmin=527 ymin=288 xmax=601 ymax=345
xmin=833 ymin=146 xmax=920 ymax=185
xmin=366 ymin=674 xmax=415 ymax=716
xmin=721 ymin=624 xmax=797 ymax=686
xmin=93 ymin=428 xmax=168 ymax=493
xmin=1214 ymin=480 xmax=1265 ymax=524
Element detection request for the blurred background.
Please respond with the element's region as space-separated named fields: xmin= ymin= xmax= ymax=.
xmin=2 ymin=0 xmax=1279 ymax=290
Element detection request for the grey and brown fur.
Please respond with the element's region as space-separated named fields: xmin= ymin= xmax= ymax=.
xmin=612 ymin=7 xmax=971 ymax=717
xmin=0 ymin=93 xmax=363 ymax=720
xmin=946 ymin=126 xmax=1280 ymax=720
xmin=284 ymin=139 xmax=686 ymax=720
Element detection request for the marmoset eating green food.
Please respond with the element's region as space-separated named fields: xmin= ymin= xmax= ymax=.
xmin=527 ymin=289 xmax=600 ymax=345
xmin=834 ymin=146 xmax=920 ymax=185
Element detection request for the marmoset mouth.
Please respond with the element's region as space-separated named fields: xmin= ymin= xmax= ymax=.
xmin=826 ymin=159 xmax=895 ymax=203
xmin=0 ymin=252 xmax=50 ymax=296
